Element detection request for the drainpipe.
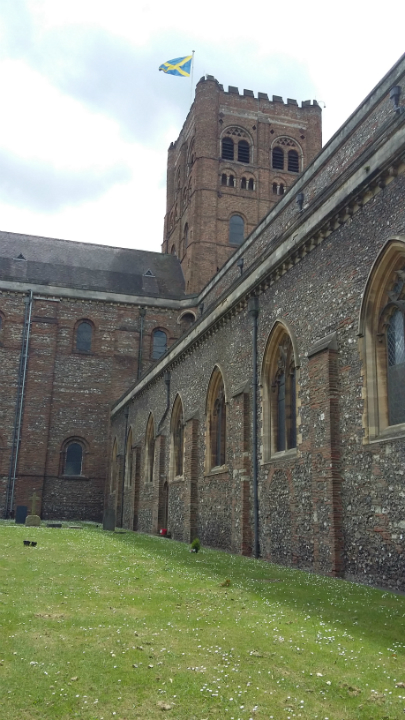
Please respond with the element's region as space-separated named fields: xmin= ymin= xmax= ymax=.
xmin=5 ymin=290 xmax=33 ymax=518
xmin=137 ymin=308 xmax=146 ymax=379
xmin=120 ymin=405 xmax=130 ymax=528
xmin=158 ymin=371 xmax=171 ymax=433
xmin=248 ymin=295 xmax=260 ymax=559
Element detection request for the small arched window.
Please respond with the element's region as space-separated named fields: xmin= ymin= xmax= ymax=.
xmin=279 ymin=183 xmax=285 ymax=195
xmin=152 ymin=329 xmax=167 ymax=360
xmin=64 ymin=441 xmax=83 ymax=476
xmin=124 ymin=428 xmax=133 ymax=488
xmin=288 ymin=150 xmax=299 ymax=173
xmin=272 ymin=182 xmax=278 ymax=194
xmin=241 ymin=177 xmax=247 ymax=189
xmin=248 ymin=178 xmax=254 ymax=190
xmin=229 ymin=215 xmax=244 ymax=246
xmin=272 ymin=146 xmax=284 ymax=170
xmin=170 ymin=244 xmax=176 ymax=256
xmin=76 ymin=321 xmax=92 ymax=353
xmin=222 ymin=137 xmax=234 ymax=160
xmin=238 ymin=140 xmax=250 ymax=163
xmin=229 ymin=175 xmax=235 ymax=188
xmin=221 ymin=173 xmax=227 ymax=186
xmin=207 ymin=370 xmax=227 ymax=469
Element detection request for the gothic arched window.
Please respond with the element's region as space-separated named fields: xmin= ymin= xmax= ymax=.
xmin=145 ymin=415 xmax=155 ymax=483
xmin=124 ymin=428 xmax=133 ymax=488
xmin=171 ymin=395 xmax=184 ymax=478
xmin=262 ymin=323 xmax=298 ymax=459
xmin=229 ymin=215 xmax=244 ymax=246
xmin=76 ymin=321 xmax=92 ymax=353
xmin=359 ymin=239 xmax=405 ymax=441
xmin=152 ymin=329 xmax=167 ymax=360
xmin=207 ymin=369 xmax=227 ymax=469
xmin=222 ymin=137 xmax=234 ymax=160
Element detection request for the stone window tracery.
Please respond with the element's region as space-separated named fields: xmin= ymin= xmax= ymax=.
xmin=206 ymin=368 xmax=227 ymax=470
xmin=262 ymin=323 xmax=298 ymax=460
xmin=359 ymin=238 xmax=405 ymax=441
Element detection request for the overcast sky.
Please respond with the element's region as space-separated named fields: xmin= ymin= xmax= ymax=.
xmin=0 ymin=0 xmax=403 ymax=253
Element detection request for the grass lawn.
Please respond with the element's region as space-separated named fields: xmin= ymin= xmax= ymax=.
xmin=1 ymin=523 xmax=405 ymax=720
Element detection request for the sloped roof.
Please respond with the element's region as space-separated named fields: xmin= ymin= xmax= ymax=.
xmin=0 ymin=230 xmax=185 ymax=299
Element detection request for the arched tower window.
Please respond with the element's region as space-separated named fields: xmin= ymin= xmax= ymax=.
xmin=241 ymin=177 xmax=247 ymax=189
xmin=238 ymin=140 xmax=250 ymax=163
xmin=262 ymin=323 xmax=298 ymax=459
xmin=152 ymin=329 xmax=167 ymax=360
xmin=272 ymin=147 xmax=284 ymax=170
xmin=229 ymin=215 xmax=244 ymax=246
xmin=248 ymin=178 xmax=254 ymax=190
xmin=76 ymin=321 xmax=92 ymax=352
xmin=171 ymin=395 xmax=184 ymax=479
xmin=222 ymin=137 xmax=234 ymax=160
xmin=288 ymin=149 xmax=299 ymax=173
xmin=145 ymin=415 xmax=155 ymax=483
xmin=221 ymin=173 xmax=227 ymax=186
xmin=207 ymin=368 xmax=227 ymax=469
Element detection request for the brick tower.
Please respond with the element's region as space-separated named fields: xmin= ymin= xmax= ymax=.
xmin=162 ymin=75 xmax=322 ymax=294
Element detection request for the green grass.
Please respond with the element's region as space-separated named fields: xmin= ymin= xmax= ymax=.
xmin=1 ymin=523 xmax=405 ymax=720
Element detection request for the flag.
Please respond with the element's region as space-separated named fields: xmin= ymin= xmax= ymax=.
xmin=159 ymin=55 xmax=193 ymax=77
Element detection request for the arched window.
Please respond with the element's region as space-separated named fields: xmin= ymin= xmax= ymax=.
xmin=179 ymin=312 xmax=195 ymax=334
xmin=272 ymin=182 xmax=278 ymax=194
xmin=238 ymin=140 xmax=250 ymax=163
xmin=145 ymin=415 xmax=155 ymax=483
xmin=248 ymin=178 xmax=254 ymax=190
xmin=76 ymin=321 xmax=92 ymax=353
xmin=170 ymin=244 xmax=176 ymax=255
xmin=124 ymin=428 xmax=133 ymax=488
xmin=387 ymin=309 xmax=405 ymax=425
xmin=262 ymin=323 xmax=298 ymax=459
xmin=272 ymin=146 xmax=284 ymax=170
xmin=229 ymin=175 xmax=235 ymax=188
xmin=222 ymin=137 xmax=234 ymax=160
xmin=221 ymin=173 xmax=227 ymax=186
xmin=110 ymin=438 xmax=118 ymax=492
xmin=151 ymin=329 xmax=167 ymax=360
xmin=279 ymin=183 xmax=285 ymax=195
xmin=359 ymin=239 xmax=405 ymax=440
xmin=241 ymin=177 xmax=247 ymax=189
xmin=288 ymin=149 xmax=299 ymax=173
xmin=184 ymin=223 xmax=189 ymax=247
xmin=64 ymin=440 xmax=84 ymax=476
xmin=207 ymin=369 xmax=227 ymax=469
xmin=171 ymin=395 xmax=184 ymax=478
xmin=229 ymin=215 xmax=244 ymax=246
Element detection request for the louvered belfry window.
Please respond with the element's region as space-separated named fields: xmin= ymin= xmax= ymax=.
xmin=387 ymin=308 xmax=405 ymax=425
xmin=272 ymin=146 xmax=284 ymax=170
xmin=222 ymin=137 xmax=234 ymax=160
xmin=288 ymin=149 xmax=299 ymax=173
xmin=238 ymin=140 xmax=250 ymax=163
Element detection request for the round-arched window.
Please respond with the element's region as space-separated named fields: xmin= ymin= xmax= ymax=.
xmin=229 ymin=215 xmax=245 ymax=246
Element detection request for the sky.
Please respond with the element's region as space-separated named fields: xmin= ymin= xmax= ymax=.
xmin=0 ymin=0 xmax=403 ymax=254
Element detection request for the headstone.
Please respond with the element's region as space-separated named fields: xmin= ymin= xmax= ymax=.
xmin=103 ymin=508 xmax=116 ymax=531
xmin=25 ymin=490 xmax=41 ymax=526
xmin=15 ymin=506 xmax=28 ymax=524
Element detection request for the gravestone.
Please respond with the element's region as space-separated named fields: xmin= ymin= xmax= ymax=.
xmin=15 ymin=505 xmax=28 ymax=524
xmin=103 ymin=508 xmax=116 ymax=531
xmin=25 ymin=490 xmax=41 ymax=527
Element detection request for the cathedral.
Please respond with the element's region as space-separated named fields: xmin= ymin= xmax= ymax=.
xmin=1 ymin=54 xmax=405 ymax=591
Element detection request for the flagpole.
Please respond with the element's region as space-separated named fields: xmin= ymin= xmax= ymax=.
xmin=190 ymin=50 xmax=195 ymax=107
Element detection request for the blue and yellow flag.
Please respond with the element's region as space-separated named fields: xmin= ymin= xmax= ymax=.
xmin=159 ymin=55 xmax=193 ymax=77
